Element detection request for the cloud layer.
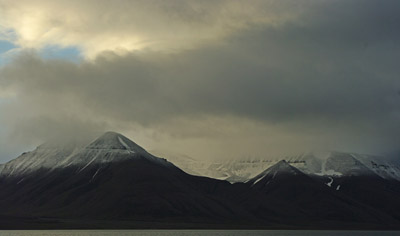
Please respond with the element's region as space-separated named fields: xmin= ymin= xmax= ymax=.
xmin=0 ymin=0 xmax=308 ymax=58
xmin=0 ymin=0 xmax=399 ymax=161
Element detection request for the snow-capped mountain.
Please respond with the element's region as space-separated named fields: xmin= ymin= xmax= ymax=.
xmin=0 ymin=132 xmax=249 ymax=226
xmin=0 ymin=132 xmax=172 ymax=177
xmin=287 ymin=151 xmax=400 ymax=179
xmin=163 ymin=151 xmax=400 ymax=182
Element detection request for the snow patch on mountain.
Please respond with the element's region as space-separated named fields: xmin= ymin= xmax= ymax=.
xmin=0 ymin=144 xmax=80 ymax=177
xmin=353 ymin=154 xmax=400 ymax=180
xmin=118 ymin=136 xmax=134 ymax=153
xmin=326 ymin=177 xmax=334 ymax=187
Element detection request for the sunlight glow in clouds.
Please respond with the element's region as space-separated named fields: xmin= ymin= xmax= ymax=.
xmin=0 ymin=0 xmax=305 ymax=58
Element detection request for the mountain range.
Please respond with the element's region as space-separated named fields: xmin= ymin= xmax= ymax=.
xmin=0 ymin=131 xmax=399 ymax=229
xmin=159 ymin=150 xmax=400 ymax=183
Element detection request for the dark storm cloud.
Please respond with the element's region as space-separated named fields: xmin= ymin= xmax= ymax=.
xmin=0 ymin=0 xmax=399 ymax=160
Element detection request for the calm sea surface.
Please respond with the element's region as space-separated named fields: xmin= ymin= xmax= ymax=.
xmin=0 ymin=230 xmax=398 ymax=236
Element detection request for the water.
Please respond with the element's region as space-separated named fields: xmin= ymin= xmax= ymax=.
xmin=0 ymin=230 xmax=398 ymax=236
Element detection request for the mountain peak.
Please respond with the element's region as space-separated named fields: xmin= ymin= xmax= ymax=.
xmin=87 ymin=131 xmax=146 ymax=153
xmin=247 ymin=160 xmax=305 ymax=186
xmin=270 ymin=160 xmax=296 ymax=172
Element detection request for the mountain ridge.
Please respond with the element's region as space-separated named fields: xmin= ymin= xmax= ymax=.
xmin=0 ymin=131 xmax=399 ymax=229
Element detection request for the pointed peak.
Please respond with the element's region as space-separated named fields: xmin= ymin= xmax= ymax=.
xmin=87 ymin=131 xmax=146 ymax=152
xmin=98 ymin=131 xmax=124 ymax=139
xmin=263 ymin=159 xmax=302 ymax=175
xmin=248 ymin=160 xmax=305 ymax=186
xmin=277 ymin=159 xmax=288 ymax=164
xmin=274 ymin=159 xmax=292 ymax=168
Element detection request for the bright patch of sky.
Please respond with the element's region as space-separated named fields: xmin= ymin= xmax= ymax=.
xmin=0 ymin=40 xmax=17 ymax=66
xmin=0 ymin=41 xmax=82 ymax=67
xmin=0 ymin=40 xmax=14 ymax=53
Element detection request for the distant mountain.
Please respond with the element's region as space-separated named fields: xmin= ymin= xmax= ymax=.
xmin=163 ymin=151 xmax=400 ymax=183
xmin=0 ymin=132 xmax=399 ymax=229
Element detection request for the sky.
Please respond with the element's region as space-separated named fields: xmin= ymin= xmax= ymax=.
xmin=0 ymin=0 xmax=399 ymax=163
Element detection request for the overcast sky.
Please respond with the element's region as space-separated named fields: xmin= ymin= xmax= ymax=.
xmin=0 ymin=0 xmax=399 ymax=162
